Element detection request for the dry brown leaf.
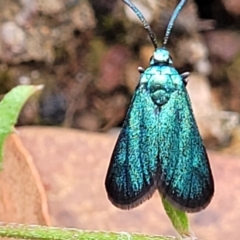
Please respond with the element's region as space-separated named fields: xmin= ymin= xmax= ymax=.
xmin=0 ymin=134 xmax=51 ymax=226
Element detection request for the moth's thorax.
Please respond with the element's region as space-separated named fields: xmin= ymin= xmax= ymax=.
xmin=140 ymin=47 xmax=184 ymax=106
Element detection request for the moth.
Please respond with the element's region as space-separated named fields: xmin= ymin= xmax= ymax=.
xmin=105 ymin=0 xmax=214 ymax=212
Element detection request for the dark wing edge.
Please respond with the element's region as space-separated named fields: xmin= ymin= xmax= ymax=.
xmin=159 ymin=147 xmax=214 ymax=213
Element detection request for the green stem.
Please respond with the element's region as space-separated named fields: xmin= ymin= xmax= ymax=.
xmin=160 ymin=195 xmax=196 ymax=239
xmin=0 ymin=222 xmax=179 ymax=240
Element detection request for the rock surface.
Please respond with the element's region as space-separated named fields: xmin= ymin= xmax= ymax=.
xmin=11 ymin=126 xmax=240 ymax=239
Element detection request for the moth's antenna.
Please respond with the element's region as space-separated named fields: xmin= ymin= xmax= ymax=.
xmin=163 ymin=0 xmax=187 ymax=46
xmin=123 ymin=0 xmax=158 ymax=49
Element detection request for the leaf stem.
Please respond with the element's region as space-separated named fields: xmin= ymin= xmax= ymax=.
xmin=0 ymin=222 xmax=179 ymax=240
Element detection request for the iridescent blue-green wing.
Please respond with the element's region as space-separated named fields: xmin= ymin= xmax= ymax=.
xmin=158 ymin=87 xmax=214 ymax=212
xmin=105 ymin=84 xmax=159 ymax=209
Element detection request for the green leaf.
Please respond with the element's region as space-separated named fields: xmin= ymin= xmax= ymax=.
xmin=161 ymin=195 xmax=195 ymax=239
xmin=0 ymin=85 xmax=43 ymax=168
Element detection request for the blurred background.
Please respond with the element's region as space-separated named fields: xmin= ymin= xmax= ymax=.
xmin=0 ymin=0 xmax=240 ymax=149
xmin=1 ymin=0 xmax=240 ymax=239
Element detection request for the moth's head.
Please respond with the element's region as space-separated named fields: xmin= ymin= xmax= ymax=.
xmin=150 ymin=47 xmax=173 ymax=65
